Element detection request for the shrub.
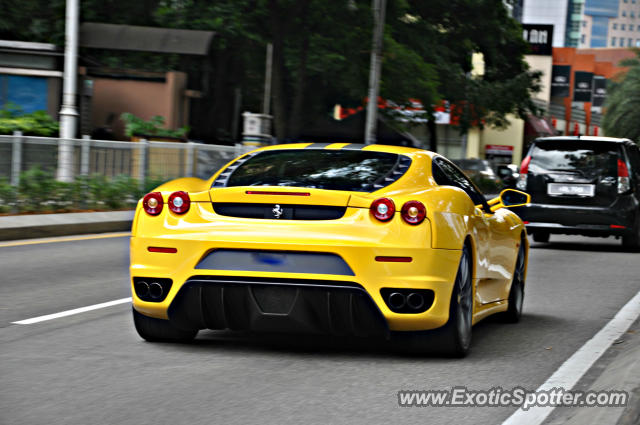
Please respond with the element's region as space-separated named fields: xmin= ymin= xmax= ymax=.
xmin=120 ymin=112 xmax=189 ymax=139
xmin=8 ymin=167 xmax=157 ymax=213
xmin=0 ymin=105 xmax=59 ymax=136
xmin=0 ymin=178 xmax=17 ymax=213
xmin=18 ymin=166 xmax=57 ymax=212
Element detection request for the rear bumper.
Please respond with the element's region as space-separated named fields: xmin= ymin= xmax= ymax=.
xmin=168 ymin=277 xmax=390 ymax=338
xmin=511 ymin=196 xmax=638 ymax=237
xmin=130 ymin=235 xmax=462 ymax=333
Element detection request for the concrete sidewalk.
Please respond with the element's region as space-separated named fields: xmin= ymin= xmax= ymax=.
xmin=0 ymin=210 xmax=135 ymax=241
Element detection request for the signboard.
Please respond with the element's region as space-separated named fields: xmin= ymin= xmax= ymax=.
xmin=485 ymin=145 xmax=514 ymax=163
xmin=573 ymin=71 xmax=594 ymax=102
xmin=592 ymin=76 xmax=607 ymax=107
xmin=551 ymin=65 xmax=571 ymax=98
xmin=522 ymin=24 xmax=554 ymax=56
xmin=485 ymin=145 xmax=514 ymax=155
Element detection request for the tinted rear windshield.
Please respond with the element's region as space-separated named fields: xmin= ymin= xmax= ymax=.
xmin=225 ymin=149 xmax=405 ymax=192
xmin=529 ymin=140 xmax=620 ymax=176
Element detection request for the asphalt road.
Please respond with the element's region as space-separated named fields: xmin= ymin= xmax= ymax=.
xmin=1 ymin=233 xmax=639 ymax=425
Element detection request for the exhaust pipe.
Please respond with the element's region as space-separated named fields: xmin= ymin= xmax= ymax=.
xmin=135 ymin=281 xmax=149 ymax=298
xmin=406 ymin=292 xmax=424 ymax=310
xmin=388 ymin=292 xmax=406 ymax=310
xmin=149 ymin=282 xmax=164 ymax=299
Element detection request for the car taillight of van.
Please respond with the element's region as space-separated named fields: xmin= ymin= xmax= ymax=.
xmin=618 ymin=158 xmax=631 ymax=194
xmin=516 ymin=155 xmax=531 ymax=191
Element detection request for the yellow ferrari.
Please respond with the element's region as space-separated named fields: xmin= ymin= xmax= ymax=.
xmin=130 ymin=143 xmax=530 ymax=356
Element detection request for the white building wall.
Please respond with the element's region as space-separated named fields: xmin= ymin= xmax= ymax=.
xmin=523 ymin=0 xmax=571 ymax=47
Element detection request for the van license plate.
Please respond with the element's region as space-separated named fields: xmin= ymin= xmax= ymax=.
xmin=547 ymin=183 xmax=595 ymax=197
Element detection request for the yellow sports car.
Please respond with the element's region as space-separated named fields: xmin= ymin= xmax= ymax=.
xmin=130 ymin=143 xmax=530 ymax=356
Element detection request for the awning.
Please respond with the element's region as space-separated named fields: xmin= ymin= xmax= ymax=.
xmin=80 ymin=23 xmax=215 ymax=55
xmin=525 ymin=115 xmax=555 ymax=136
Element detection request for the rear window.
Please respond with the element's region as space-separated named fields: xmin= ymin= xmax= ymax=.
xmin=529 ymin=140 xmax=619 ymax=176
xmin=224 ymin=149 xmax=406 ymax=192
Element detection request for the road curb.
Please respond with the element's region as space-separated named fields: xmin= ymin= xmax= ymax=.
xmin=0 ymin=211 xmax=135 ymax=241
xmin=547 ymin=318 xmax=640 ymax=425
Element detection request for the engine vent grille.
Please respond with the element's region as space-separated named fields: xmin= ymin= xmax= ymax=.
xmin=212 ymin=203 xmax=346 ymax=220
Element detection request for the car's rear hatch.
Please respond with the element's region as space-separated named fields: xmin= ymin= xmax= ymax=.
xmin=209 ymin=187 xmax=352 ymax=220
xmin=525 ymin=139 xmax=622 ymax=207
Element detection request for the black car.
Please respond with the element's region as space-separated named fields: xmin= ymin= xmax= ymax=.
xmin=511 ymin=136 xmax=640 ymax=249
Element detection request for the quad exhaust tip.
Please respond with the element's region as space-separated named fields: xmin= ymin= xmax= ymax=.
xmin=385 ymin=291 xmax=427 ymax=313
xmin=388 ymin=292 xmax=406 ymax=309
xmin=406 ymin=292 xmax=424 ymax=310
xmin=149 ymin=282 xmax=164 ymax=299
xmin=135 ymin=281 xmax=150 ymax=298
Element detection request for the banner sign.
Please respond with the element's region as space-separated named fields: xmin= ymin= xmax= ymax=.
xmin=551 ymin=65 xmax=571 ymax=98
xmin=522 ymin=24 xmax=554 ymax=55
xmin=592 ymin=76 xmax=607 ymax=107
xmin=573 ymin=71 xmax=593 ymax=102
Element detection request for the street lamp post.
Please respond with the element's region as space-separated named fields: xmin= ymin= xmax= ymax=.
xmin=364 ymin=0 xmax=387 ymax=144
xmin=58 ymin=0 xmax=79 ymax=182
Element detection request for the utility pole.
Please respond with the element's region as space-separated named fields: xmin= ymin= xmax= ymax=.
xmin=58 ymin=0 xmax=79 ymax=182
xmin=263 ymin=43 xmax=273 ymax=115
xmin=364 ymin=0 xmax=386 ymax=144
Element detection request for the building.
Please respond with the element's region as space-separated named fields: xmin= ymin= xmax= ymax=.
xmin=522 ymin=0 xmax=573 ymax=46
xmin=0 ymin=40 xmax=62 ymax=118
xmin=580 ymin=0 xmax=640 ymax=48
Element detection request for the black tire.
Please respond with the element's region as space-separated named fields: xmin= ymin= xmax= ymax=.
xmin=132 ymin=308 xmax=198 ymax=342
xmin=622 ymin=215 xmax=640 ymax=251
xmin=502 ymin=241 xmax=526 ymax=323
xmin=407 ymin=244 xmax=473 ymax=357
xmin=532 ymin=232 xmax=550 ymax=243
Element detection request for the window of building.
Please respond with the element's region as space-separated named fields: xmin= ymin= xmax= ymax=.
xmin=622 ymin=24 xmax=627 ymax=30
xmin=637 ymin=39 xmax=640 ymax=47
xmin=629 ymin=37 xmax=634 ymax=46
xmin=622 ymin=10 xmax=627 ymax=17
xmin=581 ymin=34 xmax=586 ymax=44
xmin=612 ymin=36 xmax=617 ymax=45
xmin=631 ymin=11 xmax=636 ymax=18
xmin=621 ymin=37 xmax=625 ymax=46
xmin=613 ymin=23 xmax=618 ymax=29
xmin=631 ymin=24 xmax=635 ymax=31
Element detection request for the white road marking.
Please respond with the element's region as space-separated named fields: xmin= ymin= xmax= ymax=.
xmin=12 ymin=297 xmax=132 ymax=325
xmin=0 ymin=232 xmax=130 ymax=248
xmin=501 ymin=289 xmax=640 ymax=425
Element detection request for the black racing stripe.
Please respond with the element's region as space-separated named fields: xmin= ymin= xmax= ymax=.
xmin=341 ymin=143 xmax=368 ymax=150
xmin=305 ymin=142 xmax=333 ymax=149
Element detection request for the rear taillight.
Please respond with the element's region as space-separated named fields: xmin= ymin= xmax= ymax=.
xmin=618 ymin=158 xmax=631 ymax=194
xmin=516 ymin=155 xmax=531 ymax=190
xmin=371 ymin=198 xmax=395 ymax=222
xmin=401 ymin=200 xmax=426 ymax=225
xmin=168 ymin=191 xmax=190 ymax=214
xmin=143 ymin=192 xmax=163 ymax=216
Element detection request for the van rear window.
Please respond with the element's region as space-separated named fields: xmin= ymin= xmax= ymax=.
xmin=529 ymin=141 xmax=619 ymax=177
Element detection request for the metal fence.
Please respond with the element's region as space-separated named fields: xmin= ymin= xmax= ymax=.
xmin=0 ymin=132 xmax=253 ymax=186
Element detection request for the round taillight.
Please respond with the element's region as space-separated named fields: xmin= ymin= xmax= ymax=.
xmin=401 ymin=200 xmax=426 ymax=225
xmin=143 ymin=192 xmax=163 ymax=216
xmin=370 ymin=198 xmax=395 ymax=222
xmin=168 ymin=191 xmax=190 ymax=214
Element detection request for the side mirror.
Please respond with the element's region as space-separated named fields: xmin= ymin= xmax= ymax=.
xmin=487 ymin=189 xmax=530 ymax=212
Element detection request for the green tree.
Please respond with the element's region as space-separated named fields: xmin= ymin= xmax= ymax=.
xmin=602 ymin=49 xmax=640 ymax=144
xmin=2 ymin=0 xmax=540 ymax=146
